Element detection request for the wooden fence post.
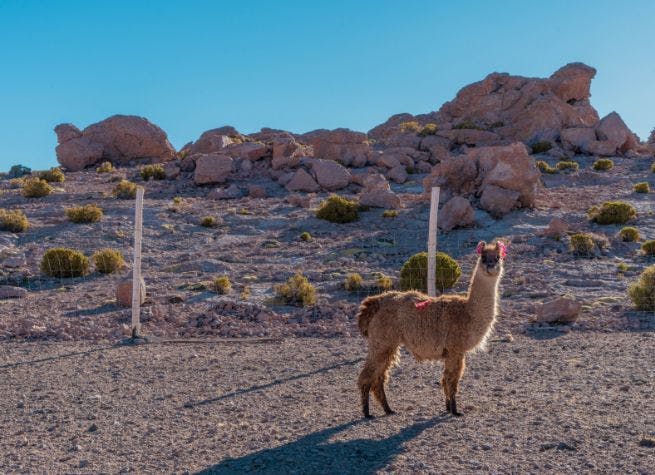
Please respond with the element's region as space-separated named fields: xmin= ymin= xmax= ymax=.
xmin=131 ymin=186 xmax=145 ymax=338
xmin=427 ymin=187 xmax=440 ymax=297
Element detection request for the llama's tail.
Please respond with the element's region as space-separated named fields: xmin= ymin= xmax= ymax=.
xmin=357 ymin=294 xmax=384 ymax=337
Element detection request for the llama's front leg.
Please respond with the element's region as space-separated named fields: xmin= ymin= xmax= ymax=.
xmin=441 ymin=354 xmax=466 ymax=416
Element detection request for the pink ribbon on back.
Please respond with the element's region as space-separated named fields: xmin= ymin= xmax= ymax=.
xmin=415 ymin=300 xmax=431 ymax=310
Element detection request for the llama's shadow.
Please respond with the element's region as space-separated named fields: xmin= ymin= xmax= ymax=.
xmin=196 ymin=416 xmax=444 ymax=475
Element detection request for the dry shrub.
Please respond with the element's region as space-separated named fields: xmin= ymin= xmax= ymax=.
xmin=22 ymin=178 xmax=52 ymax=198
xmin=41 ymin=247 xmax=89 ymax=278
xmin=113 ymin=180 xmax=137 ymax=199
xmin=628 ymin=265 xmax=655 ymax=310
xmin=344 ymin=273 xmax=363 ymax=291
xmin=275 ymin=273 xmax=316 ymax=307
xmin=0 ymin=209 xmax=29 ymax=232
xmin=92 ymin=248 xmax=125 ymax=274
xmin=213 ymin=275 xmax=232 ymax=294
xmin=316 ymin=195 xmax=359 ymax=223
xmin=66 ymin=204 xmax=103 ymax=223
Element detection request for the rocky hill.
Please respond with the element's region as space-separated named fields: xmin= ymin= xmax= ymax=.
xmin=1 ymin=62 xmax=654 ymax=341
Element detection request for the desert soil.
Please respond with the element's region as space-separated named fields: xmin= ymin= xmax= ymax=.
xmin=0 ymin=332 xmax=653 ymax=474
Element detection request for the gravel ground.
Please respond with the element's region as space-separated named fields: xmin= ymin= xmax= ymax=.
xmin=0 ymin=332 xmax=653 ymax=474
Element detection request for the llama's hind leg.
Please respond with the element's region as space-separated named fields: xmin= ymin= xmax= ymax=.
xmin=442 ymin=354 xmax=466 ymax=416
xmin=371 ymin=347 xmax=399 ymax=415
xmin=358 ymin=346 xmax=399 ymax=418
xmin=358 ymin=360 xmax=376 ymax=418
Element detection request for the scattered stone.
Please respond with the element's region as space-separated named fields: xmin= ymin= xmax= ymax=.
xmin=480 ymin=185 xmax=520 ymax=218
xmin=537 ymin=297 xmax=582 ymax=323
xmin=303 ymin=128 xmax=371 ymax=167
xmin=116 ymin=274 xmax=146 ymax=308
xmin=248 ymin=185 xmax=267 ymax=198
xmin=0 ymin=286 xmax=28 ymax=299
xmin=388 ymin=166 xmax=408 ymax=184
xmin=541 ymin=217 xmax=569 ymax=238
xmin=359 ymin=189 xmax=401 ymax=209
xmin=207 ymin=184 xmax=242 ymax=200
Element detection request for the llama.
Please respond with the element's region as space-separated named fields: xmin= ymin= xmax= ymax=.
xmin=356 ymin=240 xmax=506 ymax=418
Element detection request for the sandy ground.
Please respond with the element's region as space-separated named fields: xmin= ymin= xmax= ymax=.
xmin=0 ymin=332 xmax=653 ymax=474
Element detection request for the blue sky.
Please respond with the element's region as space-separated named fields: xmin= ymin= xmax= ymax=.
xmin=1 ymin=0 xmax=654 ymax=170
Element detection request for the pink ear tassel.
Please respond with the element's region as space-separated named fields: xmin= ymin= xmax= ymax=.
xmin=476 ymin=242 xmax=485 ymax=255
xmin=498 ymin=241 xmax=507 ymax=258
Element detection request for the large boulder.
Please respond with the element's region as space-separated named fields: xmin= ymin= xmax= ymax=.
xmin=423 ymin=155 xmax=478 ymax=200
xmin=81 ymin=115 xmax=175 ymax=163
xmin=285 ymin=168 xmax=320 ymax=192
xmin=560 ymin=127 xmax=596 ymax=151
xmin=479 ymin=185 xmax=520 ymax=218
xmin=311 ymin=159 xmax=351 ymax=191
xmin=55 ymin=137 xmax=104 ymax=171
xmin=438 ymin=196 xmax=475 ymax=231
xmin=193 ymin=154 xmax=234 ymax=185
xmin=472 ymin=143 xmax=540 ymax=207
xmin=548 ymin=62 xmax=596 ymax=103
xmin=182 ymin=126 xmax=239 ymax=155
xmin=224 ymin=142 xmax=269 ymax=161
xmin=54 ymin=115 xmax=175 ymax=170
xmin=302 ymin=128 xmax=371 ymax=167
xmin=594 ymin=112 xmax=638 ymax=154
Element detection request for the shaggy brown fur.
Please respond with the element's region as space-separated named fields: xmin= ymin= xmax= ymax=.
xmin=357 ymin=241 xmax=505 ymax=418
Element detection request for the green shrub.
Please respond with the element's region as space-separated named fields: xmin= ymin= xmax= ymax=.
xmin=200 ymin=216 xmax=217 ymax=228
xmin=536 ymin=161 xmax=557 ymax=174
xmin=66 ymin=204 xmax=103 ymax=223
xmin=172 ymin=196 xmax=183 ymax=205
xmin=418 ymin=123 xmax=438 ymax=137
xmin=642 ymin=240 xmax=655 ymax=256
xmin=344 ymin=273 xmax=363 ymax=291
xmin=490 ymin=120 xmax=505 ymax=129
xmin=96 ymin=161 xmax=114 ymax=173
xmin=617 ymin=262 xmax=630 ymax=273
xmin=399 ymin=121 xmax=420 ymax=133
xmin=8 ymin=164 xmax=31 ymax=179
xmin=530 ymin=141 xmax=553 ymax=154
xmin=569 ymin=233 xmax=596 ymax=256
xmin=300 ymin=231 xmax=312 ymax=242
xmin=22 ymin=178 xmax=53 ymax=198
xmin=399 ymin=251 xmax=461 ymax=292
xmin=140 ymin=164 xmax=166 ymax=181
xmin=275 ymin=273 xmax=316 ymax=306
xmin=634 ymin=182 xmax=650 ymax=193
xmin=92 ymin=248 xmax=125 ymax=274
xmin=316 ymin=195 xmax=359 ymax=223
xmin=38 ymin=167 xmax=65 ymax=183
xmin=619 ymin=226 xmax=640 ymax=242
xmin=588 ymin=201 xmax=636 ymax=224
xmin=628 ymin=265 xmax=655 ymax=310
xmin=213 ymin=275 xmax=232 ymax=294
xmin=113 ymin=180 xmax=137 ymax=199
xmin=383 ymin=210 xmax=398 ymax=218
xmin=556 ymin=161 xmax=579 ymax=172
xmin=593 ymin=159 xmax=614 ymax=171
xmin=0 ymin=209 xmax=29 ymax=232
xmin=376 ymin=274 xmax=393 ymax=291
xmin=41 ymin=247 xmax=89 ymax=278
xmin=453 ymin=120 xmax=484 ymax=130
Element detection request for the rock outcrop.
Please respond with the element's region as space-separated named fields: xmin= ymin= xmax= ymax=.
xmin=55 ymin=115 xmax=175 ymax=171
xmin=193 ymin=154 xmax=234 ymax=185
xmin=424 ymin=143 xmax=539 ymax=217
xmin=301 ymin=128 xmax=371 ymax=167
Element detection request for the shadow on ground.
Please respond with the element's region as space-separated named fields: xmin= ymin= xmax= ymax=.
xmin=183 ymin=358 xmax=364 ymax=408
xmin=197 ymin=416 xmax=444 ymax=474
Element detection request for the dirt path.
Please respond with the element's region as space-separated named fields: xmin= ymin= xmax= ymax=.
xmin=0 ymin=332 xmax=653 ymax=473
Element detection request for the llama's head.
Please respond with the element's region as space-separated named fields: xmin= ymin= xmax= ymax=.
xmin=475 ymin=240 xmax=506 ymax=277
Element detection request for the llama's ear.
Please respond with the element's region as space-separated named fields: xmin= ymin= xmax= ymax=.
xmin=476 ymin=241 xmax=486 ymax=255
xmin=496 ymin=241 xmax=508 ymax=258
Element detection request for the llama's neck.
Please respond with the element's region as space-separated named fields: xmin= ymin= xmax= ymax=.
xmin=465 ymin=261 xmax=501 ymax=329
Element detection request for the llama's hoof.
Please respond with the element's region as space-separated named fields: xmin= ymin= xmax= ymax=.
xmin=384 ymin=409 xmax=396 ymax=416
xmin=363 ymin=413 xmax=374 ymax=419
xmin=451 ymin=410 xmax=463 ymax=417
